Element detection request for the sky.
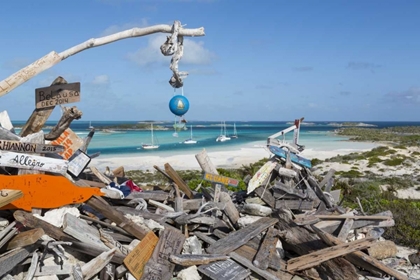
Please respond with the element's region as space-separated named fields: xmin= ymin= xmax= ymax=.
xmin=0 ymin=0 xmax=419 ymax=122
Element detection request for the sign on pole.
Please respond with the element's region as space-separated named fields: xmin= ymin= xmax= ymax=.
xmin=0 ymin=140 xmax=64 ymax=154
xmin=35 ymin=82 xmax=80 ymax=109
xmin=0 ymin=151 xmax=68 ymax=174
xmin=203 ymin=172 xmax=239 ymax=187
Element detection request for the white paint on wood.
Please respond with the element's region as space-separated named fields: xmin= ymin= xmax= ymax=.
xmin=0 ymin=151 xmax=68 ymax=174
xmin=0 ymin=111 xmax=15 ymax=133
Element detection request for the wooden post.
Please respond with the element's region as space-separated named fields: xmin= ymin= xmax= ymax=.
xmin=164 ymin=163 xmax=193 ymax=199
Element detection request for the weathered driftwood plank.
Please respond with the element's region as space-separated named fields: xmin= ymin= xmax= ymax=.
xmin=247 ymin=159 xmax=277 ymax=194
xmin=6 ymin=228 xmax=44 ymax=250
xmin=195 ymin=232 xmax=282 ymax=280
xmin=79 ymin=128 xmax=95 ymax=153
xmin=13 ymin=210 xmax=75 ymax=241
xmin=311 ymin=225 xmax=408 ymax=280
xmin=307 ymin=175 xmax=333 ymax=208
xmin=315 ymin=215 xmax=391 ymax=220
xmin=90 ymin=166 xmax=113 ymax=184
xmin=20 ymin=77 xmax=67 ymax=137
xmin=219 ymin=192 xmax=239 ymax=228
xmin=275 ymin=199 xmax=314 ymax=210
xmin=206 ymin=217 xmax=278 ymax=255
xmin=164 ymin=163 xmax=193 ymax=199
xmin=141 ymin=227 xmax=185 ymax=280
xmin=286 ymin=237 xmax=376 ymax=272
xmin=198 ymin=258 xmax=251 ymax=280
xmin=67 ymin=240 xmax=125 ymax=264
xmin=195 ymin=149 xmax=229 ymax=193
xmin=81 ymin=248 xmax=117 ymax=280
xmin=253 ymin=227 xmax=278 ymax=270
xmin=126 ymin=191 xmax=169 ymax=201
xmin=169 ymin=254 xmax=229 ymax=266
xmin=45 ymin=106 xmax=83 ymax=141
xmin=0 ymin=221 xmax=16 ymax=242
xmin=0 ymin=189 xmax=23 ymax=208
xmin=86 ymin=195 xmax=149 ymax=240
xmin=254 ymin=187 xmax=276 ymax=208
xmin=79 ymin=215 xmax=131 ymax=236
xmin=35 ymin=82 xmax=80 ymax=109
xmin=0 ymin=245 xmax=36 ymax=277
xmin=0 ymin=151 xmax=68 ymax=174
xmin=100 ymin=263 xmax=116 ymax=280
xmin=0 ymin=126 xmax=20 ymax=141
xmin=99 ymin=229 xmax=130 ymax=255
xmin=1 ymin=174 xmax=103 ymax=211
xmin=0 ymin=140 xmax=64 ymax=154
xmin=50 ymin=128 xmax=84 ymax=160
xmin=319 ymin=168 xmax=336 ymax=192
xmin=123 ymin=231 xmax=159 ymax=280
xmin=0 ymin=227 xmax=18 ymax=249
xmin=63 ymin=213 xmax=108 ymax=249
xmin=337 ymin=218 xmax=354 ymax=241
xmin=149 ymin=199 xmax=174 ymax=212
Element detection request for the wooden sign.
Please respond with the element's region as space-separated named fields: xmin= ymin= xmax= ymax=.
xmin=35 ymin=82 xmax=80 ymax=109
xmin=247 ymin=159 xmax=277 ymax=194
xmin=203 ymin=172 xmax=239 ymax=187
xmin=0 ymin=150 xmax=68 ymax=174
xmin=0 ymin=174 xmax=103 ymax=211
xmin=123 ymin=231 xmax=159 ymax=280
xmin=198 ymin=259 xmax=251 ymax=280
xmin=67 ymin=149 xmax=91 ymax=177
xmin=141 ymin=227 xmax=185 ymax=280
xmin=0 ymin=139 xmax=64 ymax=154
xmin=50 ymin=128 xmax=84 ymax=160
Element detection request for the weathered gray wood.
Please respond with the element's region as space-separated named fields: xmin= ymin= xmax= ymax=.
xmin=319 ymin=168 xmax=336 ymax=192
xmin=25 ymin=249 xmax=39 ymax=280
xmin=0 ymin=151 xmax=68 ymax=174
xmin=100 ymin=263 xmax=116 ymax=280
xmin=275 ymin=199 xmax=314 ymax=210
xmin=164 ymin=163 xmax=193 ymax=199
xmin=149 ymin=199 xmax=174 ymax=212
xmin=272 ymin=181 xmax=307 ymax=199
xmin=286 ymin=237 xmax=376 ymax=272
xmin=254 ymin=186 xmax=276 ymax=208
xmin=182 ymin=198 xmax=202 ymax=210
xmin=20 ymin=77 xmax=67 ymax=137
xmin=337 ymin=218 xmax=354 ymax=241
xmin=169 ymin=254 xmax=229 ymax=266
xmin=35 ymin=265 xmax=73 ymax=276
xmin=81 ymin=248 xmax=117 ymax=280
xmin=198 ymin=259 xmax=251 ymax=280
xmin=311 ymin=225 xmax=408 ymax=280
xmin=219 ymin=192 xmax=239 ymax=228
xmin=206 ymin=217 xmax=278 ymax=255
xmin=79 ymin=214 xmax=131 ymax=236
xmin=63 ymin=213 xmax=108 ymax=249
xmin=90 ymin=166 xmax=112 ymax=184
xmin=0 ymin=221 xmax=16 ymax=243
xmin=0 ymin=140 xmax=64 ymax=154
xmin=126 ymin=191 xmax=169 ymax=201
xmin=276 ymin=167 xmax=298 ymax=178
xmin=141 ymin=227 xmax=185 ymax=280
xmin=99 ymin=229 xmax=130 ymax=255
xmin=253 ymin=227 xmax=278 ymax=270
xmin=0 ymin=227 xmax=18 ymax=249
xmin=0 ymin=245 xmax=35 ymax=277
xmin=0 ymin=126 xmax=20 ymax=141
xmin=195 ymin=149 xmax=228 ymax=192
xmin=6 ymin=228 xmax=44 ymax=250
xmin=307 ymin=174 xmax=333 ymax=208
xmin=44 ymin=106 xmax=83 ymax=141
xmin=35 ymin=82 xmax=80 ymax=109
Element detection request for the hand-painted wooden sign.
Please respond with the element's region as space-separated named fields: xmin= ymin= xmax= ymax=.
xmin=0 ymin=174 xmax=103 ymax=211
xmin=67 ymin=149 xmax=91 ymax=177
xmin=268 ymin=145 xmax=312 ymax=169
xmin=198 ymin=259 xmax=251 ymax=280
xmin=35 ymin=82 xmax=80 ymax=109
xmin=0 ymin=151 xmax=68 ymax=174
xmin=247 ymin=159 xmax=277 ymax=194
xmin=203 ymin=172 xmax=239 ymax=187
xmin=123 ymin=231 xmax=159 ymax=279
xmin=0 ymin=139 xmax=64 ymax=154
xmin=50 ymin=128 xmax=84 ymax=160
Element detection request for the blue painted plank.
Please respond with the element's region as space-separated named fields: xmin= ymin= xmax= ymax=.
xmin=268 ymin=145 xmax=312 ymax=169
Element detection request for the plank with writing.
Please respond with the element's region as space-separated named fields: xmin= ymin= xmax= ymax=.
xmin=35 ymin=82 xmax=80 ymax=109
xmin=0 ymin=139 xmax=64 ymax=154
xmin=141 ymin=227 xmax=185 ymax=280
xmin=50 ymin=128 xmax=84 ymax=160
xmin=123 ymin=231 xmax=159 ymax=280
xmin=0 ymin=150 xmax=68 ymax=174
xmin=203 ymin=172 xmax=239 ymax=187
xmin=198 ymin=259 xmax=250 ymax=280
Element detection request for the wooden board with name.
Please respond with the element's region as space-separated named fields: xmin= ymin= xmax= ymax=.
xmin=0 ymin=150 xmax=68 ymax=174
xmin=141 ymin=227 xmax=185 ymax=280
xmin=123 ymin=231 xmax=159 ymax=280
xmin=35 ymin=82 xmax=80 ymax=109
xmin=0 ymin=139 xmax=64 ymax=154
xmin=198 ymin=259 xmax=251 ymax=280
xmin=50 ymin=128 xmax=84 ymax=160
xmin=203 ymin=172 xmax=239 ymax=187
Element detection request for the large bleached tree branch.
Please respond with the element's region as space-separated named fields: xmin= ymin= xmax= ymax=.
xmin=0 ymin=21 xmax=205 ymax=97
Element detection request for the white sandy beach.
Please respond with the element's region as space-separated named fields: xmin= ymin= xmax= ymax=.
xmin=90 ymin=141 xmax=379 ymax=172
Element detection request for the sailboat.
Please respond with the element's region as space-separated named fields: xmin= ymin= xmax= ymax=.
xmin=89 ymin=121 xmax=94 ymax=129
xmin=231 ymin=123 xmax=238 ymax=139
xmin=183 ymin=125 xmax=197 ymax=144
xmin=141 ymin=123 xmax=159 ymax=150
xmin=216 ymin=121 xmax=231 ymax=142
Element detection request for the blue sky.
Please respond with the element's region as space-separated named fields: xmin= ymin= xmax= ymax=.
xmin=1 ymin=0 xmax=419 ymax=122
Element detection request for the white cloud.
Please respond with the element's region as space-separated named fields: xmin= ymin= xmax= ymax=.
xmin=384 ymin=87 xmax=420 ymax=104
xmin=308 ymin=103 xmax=318 ymax=108
xmin=100 ymin=19 xmax=149 ymax=36
xmin=127 ymin=34 xmax=215 ymax=67
xmin=92 ymin=75 xmax=110 ymax=85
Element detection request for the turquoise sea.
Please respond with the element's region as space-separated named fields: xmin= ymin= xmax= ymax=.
xmin=13 ymin=120 xmax=420 ymax=157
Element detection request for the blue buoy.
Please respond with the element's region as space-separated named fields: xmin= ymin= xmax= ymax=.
xmin=169 ymin=95 xmax=189 ymax=116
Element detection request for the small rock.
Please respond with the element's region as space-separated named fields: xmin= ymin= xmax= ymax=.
xmin=408 ymin=251 xmax=420 ymax=265
xmin=177 ymin=265 xmax=201 ymax=280
xmin=367 ymin=240 xmax=398 ymax=260
xmin=182 ymin=236 xmax=202 ymax=255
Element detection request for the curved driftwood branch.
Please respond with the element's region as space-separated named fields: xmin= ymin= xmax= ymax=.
xmin=44 ymin=106 xmax=83 ymax=141
xmin=0 ymin=22 xmax=205 ymax=97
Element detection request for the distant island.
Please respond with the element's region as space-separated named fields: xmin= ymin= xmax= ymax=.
xmin=328 ymin=122 xmax=377 ymax=127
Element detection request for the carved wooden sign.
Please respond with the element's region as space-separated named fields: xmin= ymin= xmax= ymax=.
xmin=50 ymin=128 xmax=84 ymax=160
xmin=198 ymin=259 xmax=251 ymax=280
xmin=0 ymin=150 xmax=68 ymax=174
xmin=35 ymin=82 xmax=80 ymax=109
xmin=203 ymin=172 xmax=239 ymax=187
xmin=0 ymin=139 xmax=64 ymax=154
xmin=123 ymin=231 xmax=159 ymax=279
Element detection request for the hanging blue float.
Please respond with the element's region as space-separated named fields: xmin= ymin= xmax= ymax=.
xmin=169 ymin=95 xmax=189 ymax=116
